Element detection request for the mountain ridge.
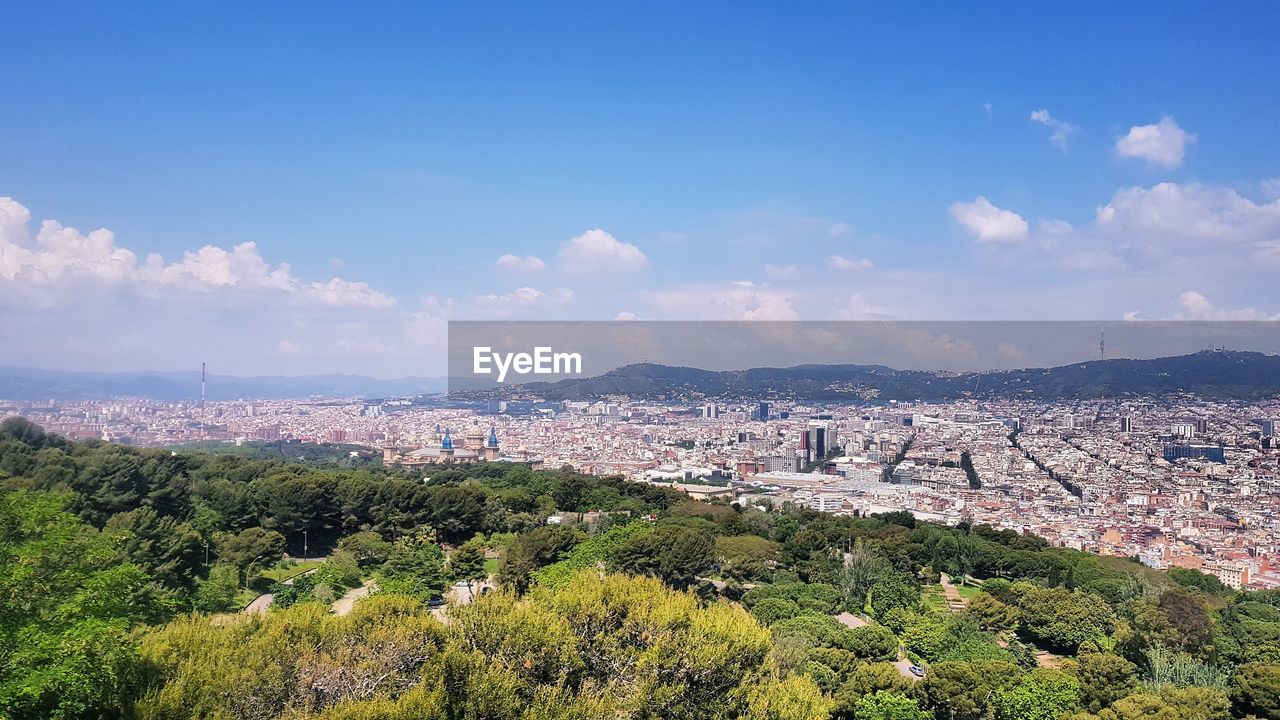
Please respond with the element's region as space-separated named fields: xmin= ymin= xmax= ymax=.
xmin=495 ymin=350 xmax=1280 ymax=402
xmin=6 ymin=350 xmax=1279 ymax=402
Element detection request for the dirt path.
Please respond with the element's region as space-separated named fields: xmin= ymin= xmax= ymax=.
xmin=241 ymin=567 xmax=320 ymax=614
xmin=939 ymin=573 xmax=968 ymax=612
xmin=331 ymin=581 xmax=377 ymax=616
xmin=1035 ymin=650 xmax=1063 ymax=669
xmin=243 ymin=592 xmax=274 ymax=614
xmin=834 ymin=612 xmax=869 ymax=629
xmin=892 ymin=657 xmax=923 ymax=681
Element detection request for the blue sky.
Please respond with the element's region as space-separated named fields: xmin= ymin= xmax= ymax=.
xmin=2 ymin=2 xmax=1279 ymax=376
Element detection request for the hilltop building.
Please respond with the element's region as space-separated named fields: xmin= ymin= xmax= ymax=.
xmin=383 ymin=423 xmax=541 ymax=467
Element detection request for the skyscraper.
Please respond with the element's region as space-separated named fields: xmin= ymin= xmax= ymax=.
xmin=804 ymin=421 xmax=836 ymax=462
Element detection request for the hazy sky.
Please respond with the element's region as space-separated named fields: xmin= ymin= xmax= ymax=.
xmin=2 ymin=3 xmax=1279 ymax=376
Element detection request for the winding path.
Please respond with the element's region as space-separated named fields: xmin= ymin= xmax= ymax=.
xmin=241 ymin=567 xmax=320 ymax=614
xmin=939 ymin=572 xmax=968 ymax=612
xmin=331 ymin=580 xmax=377 ymax=616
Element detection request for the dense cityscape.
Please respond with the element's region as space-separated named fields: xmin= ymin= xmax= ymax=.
xmin=10 ymin=387 xmax=1279 ymax=592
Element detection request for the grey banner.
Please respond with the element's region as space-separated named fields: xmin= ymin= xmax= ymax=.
xmin=446 ymin=320 xmax=1280 ymax=399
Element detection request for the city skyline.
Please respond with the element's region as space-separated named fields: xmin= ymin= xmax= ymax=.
xmin=10 ymin=386 xmax=1279 ymax=589
xmin=2 ymin=4 xmax=1280 ymax=376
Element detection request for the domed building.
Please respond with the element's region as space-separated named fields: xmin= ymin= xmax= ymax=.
xmin=383 ymin=423 xmax=502 ymax=466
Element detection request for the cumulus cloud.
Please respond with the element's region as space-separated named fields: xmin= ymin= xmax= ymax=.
xmin=556 ymin=228 xmax=648 ymax=274
xmin=0 ymin=196 xmax=459 ymax=377
xmin=1115 ymin=116 xmax=1196 ymax=167
xmin=1094 ymin=182 xmax=1280 ymax=264
xmin=0 ymin=196 xmax=32 ymax=244
xmin=949 ymin=197 xmax=1029 ymax=243
xmin=496 ymin=254 xmax=547 ymax=271
xmin=1029 ymin=108 xmax=1078 ymax=152
xmin=0 ymin=197 xmax=394 ymax=309
xmin=996 ymin=341 xmax=1030 ymax=366
xmin=1173 ymin=291 xmax=1280 ymax=321
xmin=305 ymin=278 xmax=398 ymax=309
xmin=992 ymin=180 xmax=1280 ymax=277
xmin=833 ymin=294 xmax=892 ymax=320
xmin=1037 ymin=219 xmax=1074 ymax=238
xmin=827 ymin=254 xmax=873 ymax=271
xmin=647 ymin=281 xmax=800 ymax=320
xmin=467 ymin=286 xmax=574 ymax=317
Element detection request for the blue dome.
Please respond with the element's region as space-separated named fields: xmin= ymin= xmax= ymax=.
xmin=487 ymin=425 xmax=499 ymax=448
xmin=441 ymin=428 xmax=453 ymax=450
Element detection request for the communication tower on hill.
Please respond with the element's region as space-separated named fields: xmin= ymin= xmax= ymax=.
xmin=200 ymin=362 xmax=206 ymax=452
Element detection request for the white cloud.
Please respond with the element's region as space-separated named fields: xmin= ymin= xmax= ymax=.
xmin=305 ymin=278 xmax=397 ymax=309
xmin=1095 ymin=182 xmax=1280 ymax=264
xmin=468 ymin=286 xmax=574 ymax=318
xmin=1115 ymin=116 xmax=1196 ymax=168
xmin=949 ymin=197 xmax=1029 ymax=243
xmin=404 ymin=299 xmax=452 ymax=350
xmin=826 ymin=254 xmax=873 ymax=271
xmin=1005 ymin=181 xmax=1280 ymax=275
xmin=1037 ymin=219 xmax=1075 ymax=238
xmin=1029 ymin=108 xmax=1078 ymax=152
xmin=648 ymin=281 xmax=800 ymax=320
xmin=1173 ymin=290 xmax=1280 ymax=321
xmin=614 ymin=311 xmax=638 ymax=321
xmin=0 ymin=196 xmax=447 ymax=377
xmin=833 ymin=293 xmax=893 ymax=320
xmin=827 ymin=222 xmax=852 ymax=238
xmin=996 ymin=341 xmax=1030 ymax=366
xmin=0 ymin=196 xmax=32 ymax=244
xmin=0 ymin=197 xmax=394 ymax=309
xmin=556 ymin=229 xmax=648 ymax=274
xmin=496 ymin=253 xmax=547 ymax=271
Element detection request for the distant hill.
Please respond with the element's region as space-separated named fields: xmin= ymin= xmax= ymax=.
xmin=0 ymin=367 xmax=445 ymax=401
xmin=497 ymin=350 xmax=1280 ymax=402
xmin=8 ymin=350 xmax=1278 ymax=402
